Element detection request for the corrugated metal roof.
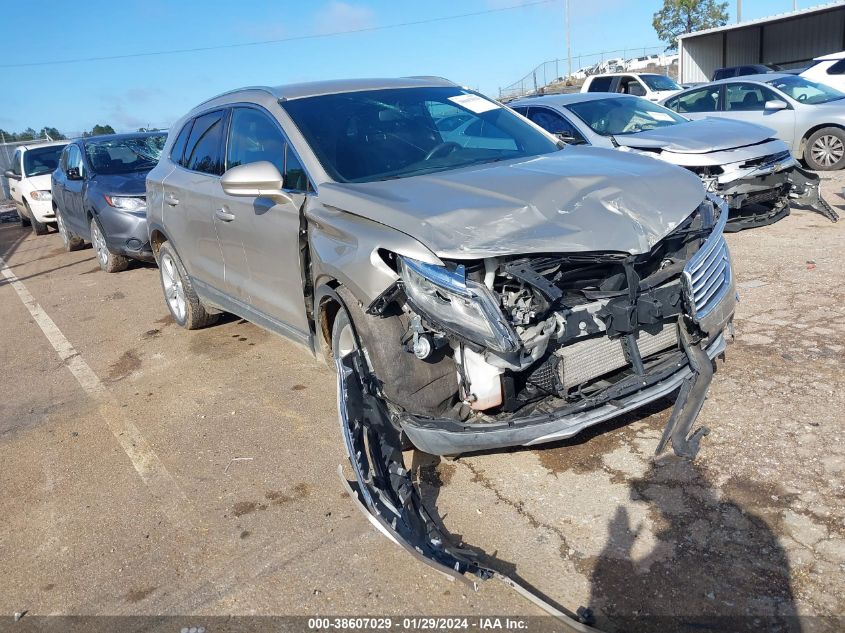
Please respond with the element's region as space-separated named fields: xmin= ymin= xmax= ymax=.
xmin=677 ymin=1 xmax=845 ymax=40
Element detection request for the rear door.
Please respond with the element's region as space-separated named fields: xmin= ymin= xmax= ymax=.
xmin=161 ymin=111 xmax=229 ymax=295
xmin=219 ymin=105 xmax=310 ymax=335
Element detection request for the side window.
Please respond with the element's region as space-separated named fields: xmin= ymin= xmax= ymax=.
xmin=11 ymin=150 xmax=22 ymax=176
xmin=170 ymin=120 xmax=193 ymax=166
xmin=226 ymin=107 xmax=285 ymax=175
xmin=669 ymin=87 xmax=719 ymax=113
xmin=510 ymin=106 xmax=529 ymax=117
xmin=587 ymin=76 xmax=614 ymax=92
xmin=725 ymin=83 xmax=777 ymax=111
xmin=827 ymin=59 xmax=845 ymax=75
xmin=184 ymin=110 xmax=225 ymax=175
xmin=284 ymin=146 xmax=309 ymax=192
xmin=526 ymin=108 xmax=586 ymax=144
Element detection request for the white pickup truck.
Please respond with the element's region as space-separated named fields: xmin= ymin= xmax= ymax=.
xmin=581 ymin=72 xmax=682 ymax=102
xmin=4 ymin=141 xmax=67 ymax=234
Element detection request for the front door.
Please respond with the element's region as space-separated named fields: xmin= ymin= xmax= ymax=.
xmin=61 ymin=144 xmax=87 ymax=235
xmin=219 ymin=105 xmax=310 ymax=336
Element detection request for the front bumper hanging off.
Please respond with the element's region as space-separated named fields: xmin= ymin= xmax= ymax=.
xmin=720 ymin=165 xmax=839 ymax=232
xmin=336 ymin=351 xmax=601 ymax=631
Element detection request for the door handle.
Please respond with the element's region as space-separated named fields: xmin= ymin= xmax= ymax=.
xmin=215 ymin=208 xmax=235 ymax=222
xmin=165 ymin=193 xmax=179 ymax=206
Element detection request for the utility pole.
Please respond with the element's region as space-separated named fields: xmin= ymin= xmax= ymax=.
xmin=737 ymin=0 xmax=742 ymax=22
xmin=565 ymin=0 xmax=572 ymax=78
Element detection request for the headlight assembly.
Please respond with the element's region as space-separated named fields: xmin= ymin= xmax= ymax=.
xmin=29 ymin=190 xmax=52 ymax=201
xmin=104 ymin=195 xmax=146 ymax=212
xmin=399 ymin=256 xmax=519 ymax=353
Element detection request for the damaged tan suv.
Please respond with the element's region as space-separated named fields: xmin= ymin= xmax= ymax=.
xmin=147 ymin=78 xmax=736 ymax=614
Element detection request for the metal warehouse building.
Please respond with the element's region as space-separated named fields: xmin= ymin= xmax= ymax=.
xmin=678 ymin=1 xmax=845 ymax=83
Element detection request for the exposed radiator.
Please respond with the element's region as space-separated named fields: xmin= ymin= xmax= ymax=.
xmin=554 ymin=324 xmax=679 ymax=390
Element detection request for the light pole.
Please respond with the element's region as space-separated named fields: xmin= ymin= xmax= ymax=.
xmin=737 ymin=0 xmax=742 ymax=22
xmin=565 ymin=0 xmax=572 ymax=78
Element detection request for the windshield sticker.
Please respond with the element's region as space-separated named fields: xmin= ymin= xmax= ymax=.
xmin=647 ymin=111 xmax=676 ymax=122
xmin=449 ymin=94 xmax=500 ymax=114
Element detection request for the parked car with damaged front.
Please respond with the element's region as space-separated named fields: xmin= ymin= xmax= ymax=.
xmin=146 ymin=78 xmax=736 ymax=610
xmin=510 ymin=93 xmax=838 ymax=230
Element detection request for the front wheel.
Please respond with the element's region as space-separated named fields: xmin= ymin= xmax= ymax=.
xmin=157 ymin=242 xmax=219 ymax=330
xmin=25 ymin=202 xmax=48 ymax=235
xmin=56 ymin=207 xmax=84 ymax=251
xmin=805 ymin=127 xmax=845 ymax=171
xmin=90 ymin=217 xmax=129 ymax=273
xmin=17 ymin=206 xmax=31 ymax=227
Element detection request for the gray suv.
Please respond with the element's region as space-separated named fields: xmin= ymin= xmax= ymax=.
xmin=146 ymin=78 xmax=736 ymax=596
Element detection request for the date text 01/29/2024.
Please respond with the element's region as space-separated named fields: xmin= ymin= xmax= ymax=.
xmin=306 ymin=617 xmax=531 ymax=630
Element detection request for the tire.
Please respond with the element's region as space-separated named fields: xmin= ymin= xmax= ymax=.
xmin=25 ymin=202 xmax=48 ymax=235
xmin=157 ymin=241 xmax=219 ymax=330
xmin=90 ymin=216 xmax=129 ymax=273
xmin=804 ymin=127 xmax=845 ymax=171
xmin=17 ymin=206 xmax=31 ymax=227
xmin=55 ymin=206 xmax=84 ymax=251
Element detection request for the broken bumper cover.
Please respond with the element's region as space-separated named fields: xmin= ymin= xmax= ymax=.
xmin=400 ymin=333 xmax=727 ymax=456
xmin=720 ymin=165 xmax=839 ymax=231
xmin=337 ymin=351 xmax=602 ymax=631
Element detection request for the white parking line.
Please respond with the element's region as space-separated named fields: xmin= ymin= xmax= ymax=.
xmin=0 ymin=253 xmax=194 ymax=527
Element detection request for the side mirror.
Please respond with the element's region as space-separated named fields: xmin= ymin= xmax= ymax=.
xmin=764 ymin=99 xmax=788 ymax=111
xmin=66 ymin=167 xmax=82 ymax=180
xmin=4 ymin=169 xmax=17 ymax=179
xmin=221 ymin=161 xmax=292 ymax=204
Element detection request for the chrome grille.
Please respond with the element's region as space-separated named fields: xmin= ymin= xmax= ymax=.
xmin=683 ymin=196 xmax=732 ymax=320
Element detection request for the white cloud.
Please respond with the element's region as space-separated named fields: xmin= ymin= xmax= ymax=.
xmin=314 ymin=1 xmax=376 ymax=34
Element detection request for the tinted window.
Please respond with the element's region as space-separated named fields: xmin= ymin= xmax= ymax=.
xmin=226 ymin=107 xmax=285 ymax=175
xmin=725 ymin=83 xmax=778 ymax=111
xmin=11 ymin=149 xmax=22 ymax=176
xmin=281 ymin=87 xmax=558 ymax=183
xmin=828 ymin=59 xmax=845 ymax=75
xmin=284 ymin=146 xmax=309 ymax=191
xmin=184 ymin=110 xmax=225 ymax=175
xmin=666 ymin=86 xmax=719 ymax=113
xmin=587 ymin=76 xmax=614 ymax=92
xmin=85 ymin=134 xmax=165 ymax=175
xmin=170 ymin=121 xmax=192 ymax=165
xmin=526 ymin=107 xmax=586 ymax=143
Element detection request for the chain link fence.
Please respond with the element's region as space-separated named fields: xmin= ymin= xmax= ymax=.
xmin=499 ymin=46 xmax=678 ymax=100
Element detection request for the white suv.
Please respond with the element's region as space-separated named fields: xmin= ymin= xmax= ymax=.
xmin=800 ymin=51 xmax=845 ymax=93
xmin=4 ymin=141 xmax=67 ymax=234
xmin=581 ymin=72 xmax=682 ymax=102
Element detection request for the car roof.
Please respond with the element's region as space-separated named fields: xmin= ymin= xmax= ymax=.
xmin=79 ymin=131 xmax=167 ymax=145
xmin=199 ymin=77 xmax=458 ymax=106
xmin=710 ymin=72 xmax=790 ymax=85
xmin=19 ymin=140 xmax=68 ymax=152
xmin=588 ymin=72 xmax=663 ymax=78
xmin=511 ymin=92 xmax=639 ymax=107
xmin=815 ymin=51 xmax=845 ymax=61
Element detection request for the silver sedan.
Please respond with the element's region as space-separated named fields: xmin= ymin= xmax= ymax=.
xmin=660 ymin=73 xmax=845 ymax=170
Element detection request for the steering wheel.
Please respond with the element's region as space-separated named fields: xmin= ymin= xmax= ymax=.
xmin=424 ymin=142 xmax=462 ymax=161
xmin=797 ymin=93 xmax=808 ymax=102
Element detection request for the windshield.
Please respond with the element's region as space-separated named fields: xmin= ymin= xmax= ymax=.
xmin=280 ymin=86 xmax=559 ymax=183
xmin=85 ymin=134 xmax=167 ymax=174
xmin=23 ymin=145 xmax=64 ymax=177
xmin=565 ymin=96 xmax=687 ymax=136
xmin=767 ymin=76 xmax=845 ymax=104
xmin=640 ymin=75 xmax=680 ymax=91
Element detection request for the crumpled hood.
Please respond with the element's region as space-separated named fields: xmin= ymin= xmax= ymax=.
xmin=90 ymin=170 xmax=148 ymax=195
xmin=614 ymin=117 xmax=776 ymax=154
xmin=317 ymin=147 xmax=706 ymax=259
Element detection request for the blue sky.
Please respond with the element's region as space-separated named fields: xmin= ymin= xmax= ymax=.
xmin=0 ymin=0 xmax=817 ymax=135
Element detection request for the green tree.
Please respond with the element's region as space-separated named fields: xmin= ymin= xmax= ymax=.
xmin=653 ymin=0 xmax=728 ymax=49
xmin=90 ymin=124 xmax=116 ymax=137
xmin=40 ymin=126 xmax=66 ymax=140
xmin=19 ymin=127 xmax=38 ymax=141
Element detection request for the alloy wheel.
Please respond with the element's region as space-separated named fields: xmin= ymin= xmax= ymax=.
xmin=811 ymin=134 xmax=845 ymax=167
xmin=160 ymin=252 xmax=187 ymax=322
xmin=336 ymin=320 xmax=357 ymax=358
xmin=91 ymin=221 xmax=109 ymax=267
xmin=56 ymin=212 xmax=70 ymax=248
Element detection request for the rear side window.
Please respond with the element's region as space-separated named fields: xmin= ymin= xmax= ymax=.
xmin=828 ymin=59 xmax=845 ymax=75
xmin=587 ymin=76 xmax=614 ymax=92
xmin=170 ymin=121 xmax=193 ymax=166
xmin=665 ymin=87 xmax=719 ymax=113
xmin=184 ymin=110 xmax=225 ymax=175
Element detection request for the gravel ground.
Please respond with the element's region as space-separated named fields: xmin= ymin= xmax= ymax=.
xmin=0 ymin=173 xmax=842 ymax=633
